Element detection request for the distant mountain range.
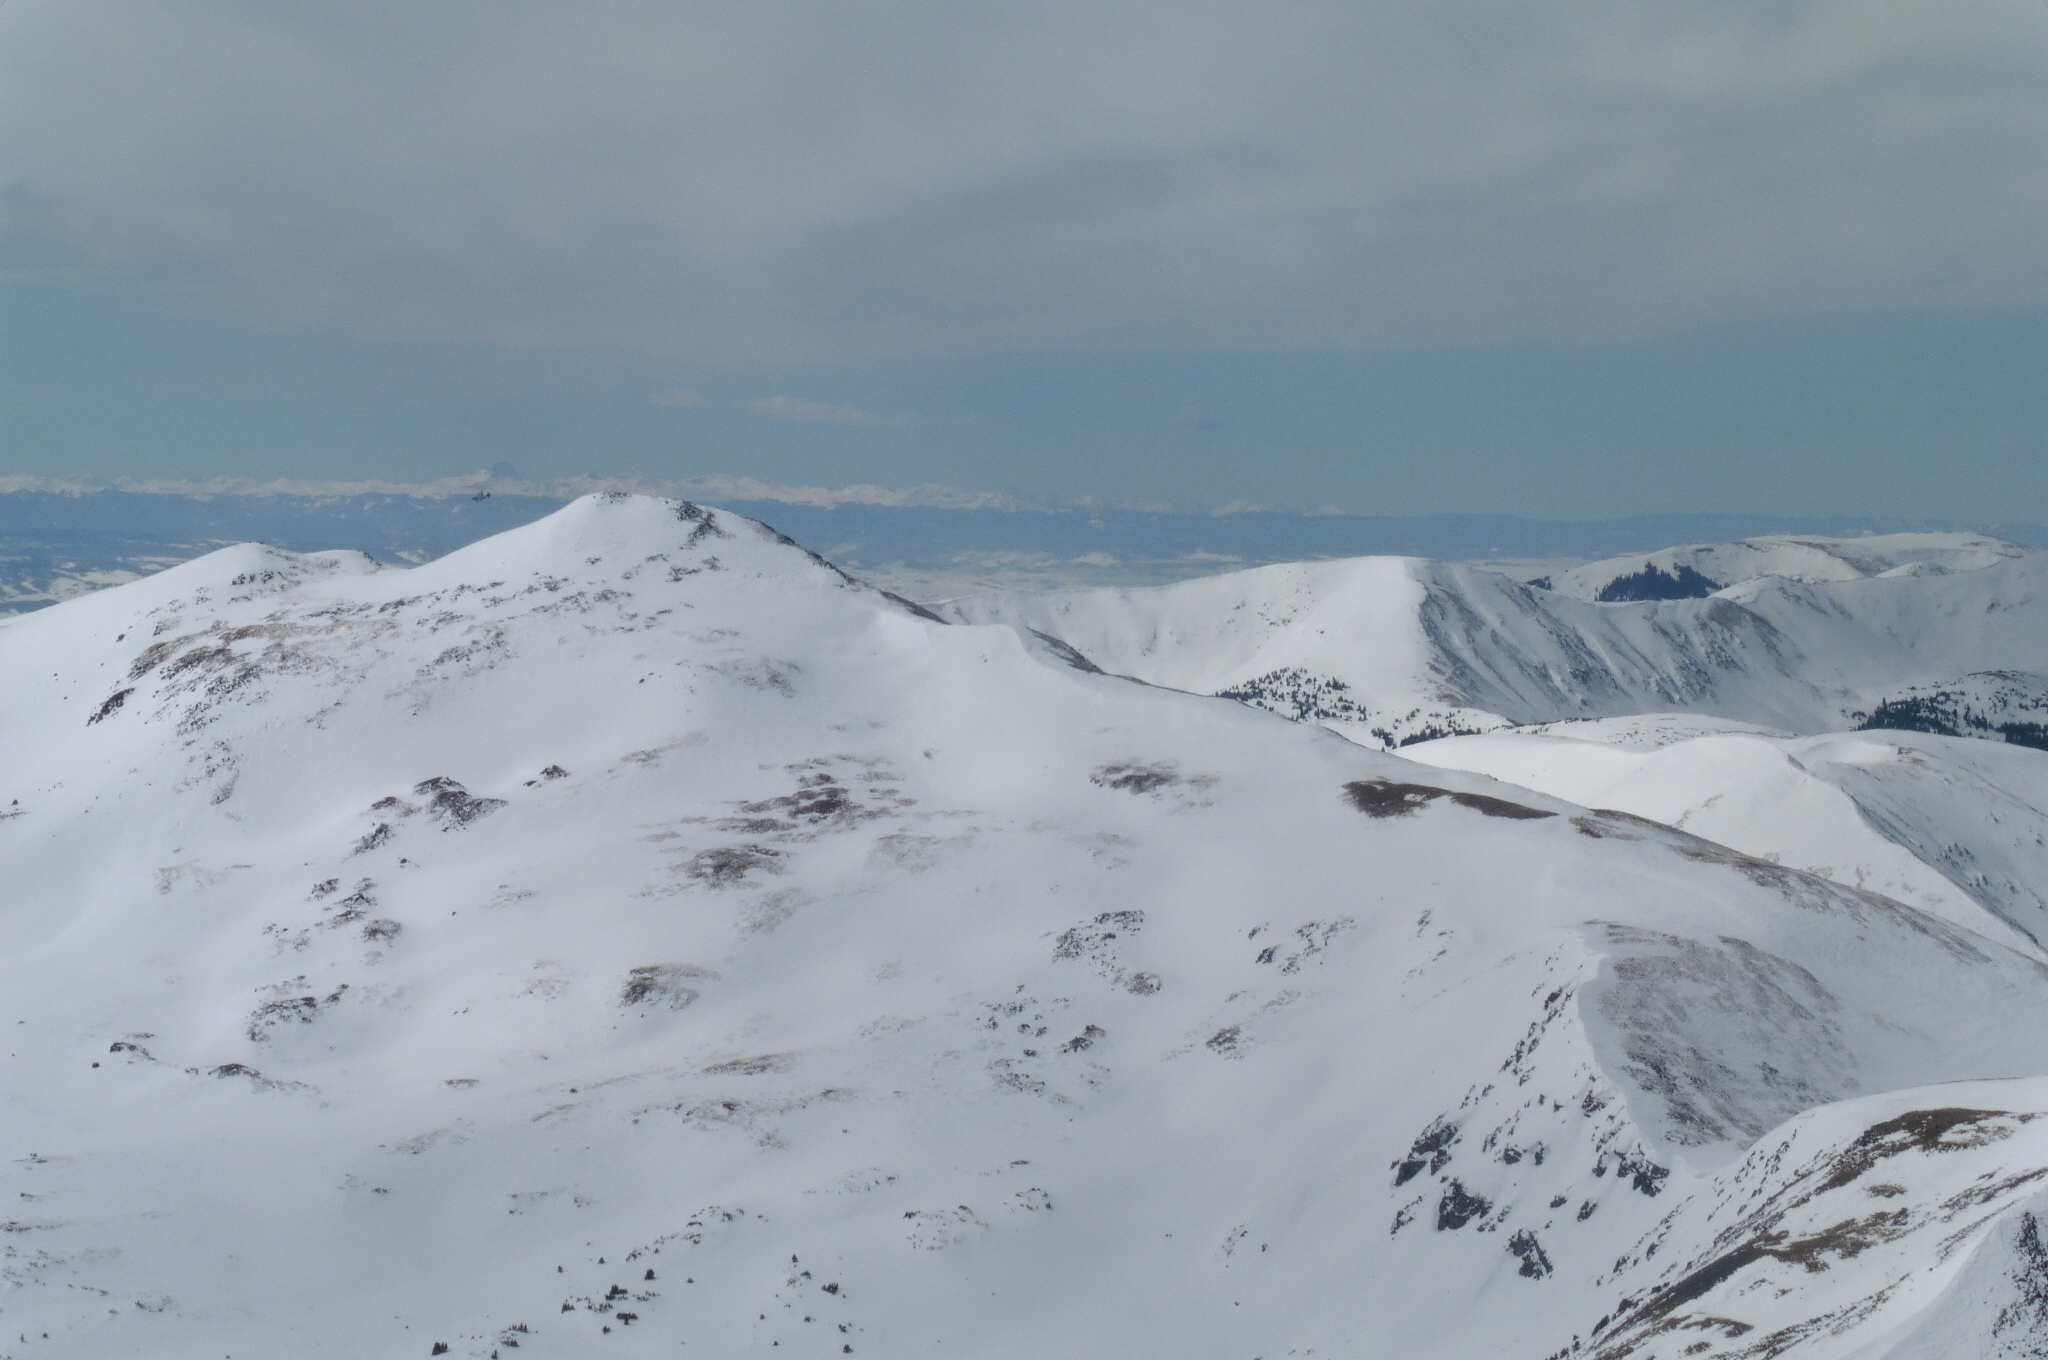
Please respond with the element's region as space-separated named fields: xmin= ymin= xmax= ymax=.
xmin=944 ymin=530 xmax=2048 ymax=749
xmin=4 ymin=481 xmax=2046 ymax=610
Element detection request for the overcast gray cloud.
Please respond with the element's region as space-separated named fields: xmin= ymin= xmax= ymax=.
xmin=2 ymin=0 xmax=2045 ymax=365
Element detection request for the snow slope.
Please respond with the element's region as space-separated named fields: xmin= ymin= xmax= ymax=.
xmin=1405 ymin=721 xmax=2048 ymax=954
xmin=941 ymin=545 xmax=2048 ymax=748
xmin=4 ymin=496 xmax=2048 ymax=1358
xmin=1544 ymin=532 xmax=2030 ymax=602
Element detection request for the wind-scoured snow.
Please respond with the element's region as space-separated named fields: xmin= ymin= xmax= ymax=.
xmin=4 ymin=497 xmax=2048 ymax=1358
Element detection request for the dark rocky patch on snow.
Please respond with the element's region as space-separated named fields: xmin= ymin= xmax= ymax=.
xmin=1436 ymin=1180 xmax=1491 ymax=1230
xmin=247 ymin=982 xmax=349 ymax=1042
xmin=666 ymin=499 xmax=735 ymax=549
xmin=1343 ymin=778 xmax=1554 ymax=821
xmin=321 ymin=882 xmax=377 ymax=927
xmin=1509 ymin=1228 xmax=1554 ymax=1278
xmin=620 ymin=965 xmax=710 ymax=1010
xmin=1394 ymin=1118 xmax=1460 ymax=1187
xmin=685 ymin=844 xmax=785 ymax=887
xmin=414 ymin=777 xmax=508 ymax=827
xmin=1090 ymin=762 xmax=1180 ymax=794
xmin=702 ymin=1053 xmax=799 ymax=1077
xmin=732 ymin=775 xmax=879 ymax=829
xmin=1054 ymin=910 xmax=1145 ymax=963
xmin=353 ymin=823 xmax=396 ymax=855
xmin=1817 ymin=1107 xmax=2037 ymax=1193
xmin=1060 ymin=1024 xmax=1106 ymax=1053
xmin=1053 ymin=910 xmax=1160 ymax=996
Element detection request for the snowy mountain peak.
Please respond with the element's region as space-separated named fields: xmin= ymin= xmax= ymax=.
xmin=6 ymin=495 xmax=2048 ymax=1357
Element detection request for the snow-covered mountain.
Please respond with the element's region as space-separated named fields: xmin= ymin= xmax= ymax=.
xmin=1543 ymin=532 xmax=2030 ymax=602
xmin=7 ymin=497 xmax=2048 ymax=1358
xmin=1855 ymin=671 xmax=2048 ymax=750
xmin=1405 ymin=718 xmax=2048 ymax=952
xmin=941 ymin=535 xmax=2048 ymax=749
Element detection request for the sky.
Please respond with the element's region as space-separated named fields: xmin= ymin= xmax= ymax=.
xmin=3 ymin=0 xmax=2047 ymax=519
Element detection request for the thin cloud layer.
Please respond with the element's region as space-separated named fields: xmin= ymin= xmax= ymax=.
xmin=751 ymin=396 xmax=926 ymax=426
xmin=2 ymin=0 xmax=2045 ymax=363
xmin=0 ymin=470 xmax=1016 ymax=509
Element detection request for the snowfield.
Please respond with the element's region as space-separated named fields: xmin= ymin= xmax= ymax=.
xmin=4 ymin=497 xmax=2048 ymax=1358
xmin=1405 ymin=720 xmax=2048 ymax=956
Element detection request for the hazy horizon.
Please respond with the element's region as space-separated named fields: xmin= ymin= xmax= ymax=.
xmin=5 ymin=1 xmax=2048 ymax=521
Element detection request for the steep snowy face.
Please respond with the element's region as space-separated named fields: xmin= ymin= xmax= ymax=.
xmin=1545 ymin=532 xmax=2033 ymax=602
xmin=944 ymin=550 xmax=2048 ymax=748
xmin=7 ymin=495 xmax=2048 ymax=1360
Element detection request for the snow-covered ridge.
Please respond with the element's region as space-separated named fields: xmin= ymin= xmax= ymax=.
xmin=1855 ymin=670 xmax=2048 ymax=750
xmin=1542 ymin=531 xmax=2031 ymax=602
xmin=1407 ymin=720 xmax=2048 ymax=952
xmin=942 ymin=541 xmax=2048 ymax=749
xmin=5 ymin=495 xmax=2048 ymax=1357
